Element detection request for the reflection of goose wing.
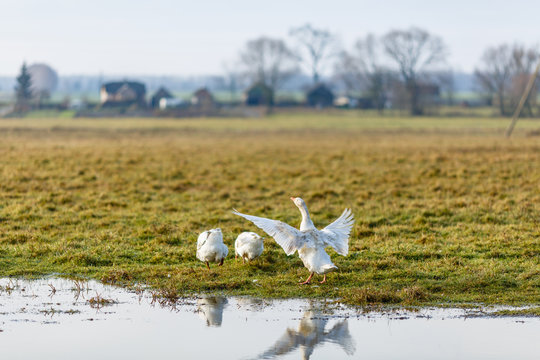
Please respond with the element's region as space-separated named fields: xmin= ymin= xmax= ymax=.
xmin=254 ymin=328 xmax=303 ymax=359
xmin=253 ymin=315 xmax=329 ymax=360
xmin=324 ymin=320 xmax=356 ymax=356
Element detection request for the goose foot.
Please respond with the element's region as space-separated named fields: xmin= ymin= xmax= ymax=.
xmin=319 ymin=275 xmax=327 ymax=284
xmin=299 ymin=272 xmax=314 ymax=285
xmin=205 ymin=262 xmax=210 ymax=270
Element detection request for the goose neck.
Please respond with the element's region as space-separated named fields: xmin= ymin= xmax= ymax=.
xmin=299 ymin=205 xmax=315 ymax=230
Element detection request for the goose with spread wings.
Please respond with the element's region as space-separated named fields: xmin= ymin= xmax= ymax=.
xmin=233 ymin=197 xmax=354 ymax=284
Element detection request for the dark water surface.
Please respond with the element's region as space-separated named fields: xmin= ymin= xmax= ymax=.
xmin=0 ymin=278 xmax=538 ymax=359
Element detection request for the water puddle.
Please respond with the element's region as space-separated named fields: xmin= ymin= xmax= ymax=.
xmin=0 ymin=278 xmax=538 ymax=359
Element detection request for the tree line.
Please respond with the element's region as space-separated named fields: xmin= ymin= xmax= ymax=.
xmin=228 ymin=24 xmax=539 ymax=116
xmin=14 ymin=24 xmax=540 ymax=116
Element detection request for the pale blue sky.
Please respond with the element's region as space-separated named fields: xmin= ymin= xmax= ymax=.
xmin=0 ymin=0 xmax=538 ymax=76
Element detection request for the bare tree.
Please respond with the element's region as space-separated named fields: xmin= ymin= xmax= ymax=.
xmin=354 ymin=34 xmax=389 ymax=111
xmin=239 ymin=36 xmax=298 ymax=98
xmin=333 ymin=51 xmax=364 ymax=96
xmin=289 ymin=24 xmax=339 ymax=84
xmin=334 ymin=34 xmax=390 ymax=111
xmin=475 ymin=44 xmax=513 ymax=115
xmin=435 ymin=70 xmax=455 ymax=106
xmin=475 ymin=44 xmax=539 ymax=116
xmin=382 ymin=27 xmax=447 ymax=115
xmin=222 ymin=62 xmax=244 ymax=104
xmin=508 ymin=44 xmax=540 ymax=116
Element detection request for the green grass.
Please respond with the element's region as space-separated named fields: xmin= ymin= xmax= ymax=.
xmin=489 ymin=308 xmax=540 ymax=317
xmin=23 ymin=110 xmax=77 ymax=118
xmin=0 ymin=112 xmax=539 ymax=132
xmin=0 ymin=113 xmax=538 ymax=308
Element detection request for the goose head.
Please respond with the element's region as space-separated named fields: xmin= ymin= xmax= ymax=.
xmin=290 ymin=196 xmax=306 ymax=209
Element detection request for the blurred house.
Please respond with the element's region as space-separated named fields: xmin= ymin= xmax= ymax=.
xmin=418 ymin=83 xmax=441 ymax=104
xmin=191 ymin=87 xmax=215 ymax=109
xmin=244 ymin=82 xmax=273 ymax=106
xmin=334 ymin=96 xmax=360 ymax=109
xmin=358 ymin=97 xmax=377 ymax=109
xmin=159 ymin=97 xmax=185 ymax=110
xmin=306 ymin=83 xmax=334 ymax=108
xmin=100 ymin=81 xmax=146 ymax=107
xmin=151 ymin=86 xmax=174 ymax=108
xmin=68 ymin=98 xmax=85 ymax=110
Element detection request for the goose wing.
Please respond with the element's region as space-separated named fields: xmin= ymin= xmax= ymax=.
xmin=251 ymin=329 xmax=302 ymax=359
xmin=232 ymin=210 xmax=308 ymax=255
xmin=325 ymin=320 xmax=357 ymax=355
xmin=320 ymin=208 xmax=354 ymax=256
xmin=197 ymin=232 xmax=209 ymax=250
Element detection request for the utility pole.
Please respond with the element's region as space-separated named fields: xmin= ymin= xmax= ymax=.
xmin=505 ymin=61 xmax=540 ymax=138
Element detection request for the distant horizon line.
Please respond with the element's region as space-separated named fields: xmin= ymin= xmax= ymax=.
xmin=0 ymin=70 xmax=477 ymax=78
xmin=0 ymin=72 xmax=228 ymax=78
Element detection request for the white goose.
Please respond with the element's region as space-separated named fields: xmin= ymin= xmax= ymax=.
xmin=196 ymin=228 xmax=228 ymax=269
xmin=235 ymin=232 xmax=264 ymax=263
xmin=233 ymin=197 xmax=354 ymax=284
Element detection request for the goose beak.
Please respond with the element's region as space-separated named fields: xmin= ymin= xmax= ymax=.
xmin=290 ymin=197 xmax=296 ymax=201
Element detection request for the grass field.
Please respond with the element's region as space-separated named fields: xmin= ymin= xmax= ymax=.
xmin=2 ymin=112 xmax=540 ymax=132
xmin=0 ymin=114 xmax=538 ymax=308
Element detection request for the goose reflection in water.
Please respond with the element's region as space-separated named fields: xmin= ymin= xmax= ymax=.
xmin=196 ymin=295 xmax=228 ymax=327
xmin=252 ymin=310 xmax=356 ymax=360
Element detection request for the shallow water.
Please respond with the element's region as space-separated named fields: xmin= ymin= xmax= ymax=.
xmin=0 ymin=278 xmax=538 ymax=360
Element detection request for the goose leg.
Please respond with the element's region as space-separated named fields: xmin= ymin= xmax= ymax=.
xmin=218 ymin=258 xmax=224 ymax=266
xmin=299 ymin=272 xmax=314 ymax=285
xmin=205 ymin=261 xmax=210 ymax=270
xmin=319 ymin=275 xmax=327 ymax=284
